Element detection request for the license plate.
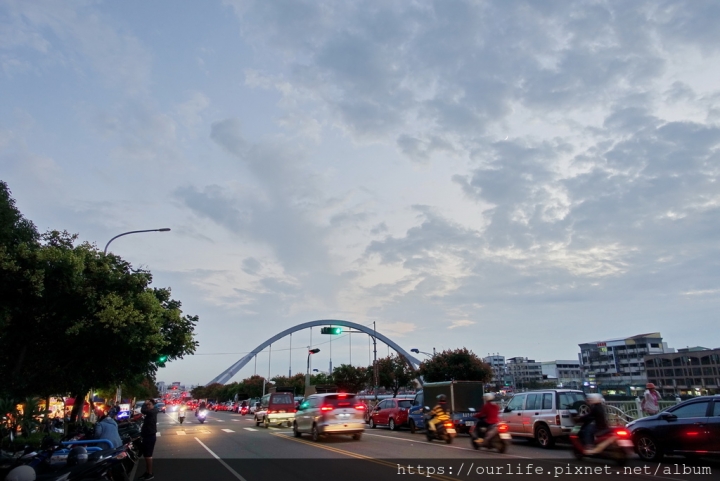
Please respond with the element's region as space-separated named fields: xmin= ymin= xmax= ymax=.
xmin=465 ymin=421 xmax=475 ymax=426
xmin=446 ymin=428 xmax=456 ymax=434
xmin=499 ymin=433 xmax=512 ymax=440
xmin=618 ymin=440 xmax=633 ymax=447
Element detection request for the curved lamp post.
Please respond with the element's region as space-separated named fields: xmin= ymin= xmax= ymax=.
xmin=104 ymin=228 xmax=171 ymax=254
xmin=411 ymin=348 xmax=435 ymax=358
xmin=305 ymin=348 xmax=320 ymax=396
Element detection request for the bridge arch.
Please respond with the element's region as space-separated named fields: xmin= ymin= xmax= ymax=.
xmin=207 ymin=319 xmax=422 ymax=385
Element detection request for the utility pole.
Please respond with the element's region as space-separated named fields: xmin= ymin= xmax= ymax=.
xmin=373 ymin=321 xmax=378 ymax=403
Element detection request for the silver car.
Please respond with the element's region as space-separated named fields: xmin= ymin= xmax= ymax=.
xmin=293 ymin=393 xmax=365 ymax=441
xmin=499 ymin=389 xmax=588 ymax=448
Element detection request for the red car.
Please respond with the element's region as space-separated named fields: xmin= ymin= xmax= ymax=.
xmin=368 ymin=398 xmax=414 ymax=430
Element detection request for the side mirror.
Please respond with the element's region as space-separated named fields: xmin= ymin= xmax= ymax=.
xmin=504 ymin=407 xmax=511 ymax=413
xmin=659 ymin=412 xmax=677 ymax=421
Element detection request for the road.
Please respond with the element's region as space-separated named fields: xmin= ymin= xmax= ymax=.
xmin=141 ymin=410 xmax=717 ymax=481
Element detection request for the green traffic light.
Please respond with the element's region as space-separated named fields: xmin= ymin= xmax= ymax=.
xmin=158 ymin=355 xmax=168 ymax=363
xmin=321 ymin=327 xmax=343 ymax=335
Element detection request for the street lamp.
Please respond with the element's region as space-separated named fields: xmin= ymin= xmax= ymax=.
xmin=411 ymin=348 xmax=434 ymax=358
xmin=305 ymin=348 xmax=320 ymax=396
xmin=104 ymin=228 xmax=171 ymax=254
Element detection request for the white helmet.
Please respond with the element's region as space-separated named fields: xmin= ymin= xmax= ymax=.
xmin=586 ymin=393 xmax=604 ymax=404
xmin=483 ymin=393 xmax=495 ymax=402
xmin=5 ymin=466 xmax=36 ymax=481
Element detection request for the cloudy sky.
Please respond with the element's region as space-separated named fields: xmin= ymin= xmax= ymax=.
xmin=2 ymin=0 xmax=720 ymax=386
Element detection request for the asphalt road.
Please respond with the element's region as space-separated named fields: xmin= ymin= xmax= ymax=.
xmin=137 ymin=410 xmax=718 ymax=481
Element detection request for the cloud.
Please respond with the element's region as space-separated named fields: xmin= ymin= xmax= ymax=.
xmin=448 ymin=320 xmax=475 ymax=329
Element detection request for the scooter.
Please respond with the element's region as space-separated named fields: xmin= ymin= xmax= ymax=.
xmin=569 ymin=424 xmax=633 ymax=466
xmin=196 ymin=409 xmax=208 ymax=424
xmin=178 ymin=408 xmax=187 ymax=425
xmin=239 ymin=406 xmax=249 ymax=416
xmin=423 ymin=408 xmax=456 ymax=444
xmin=470 ymin=422 xmax=511 ymax=453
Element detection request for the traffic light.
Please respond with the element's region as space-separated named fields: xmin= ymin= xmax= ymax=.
xmin=158 ymin=355 xmax=168 ymax=367
xmin=320 ymin=327 xmax=343 ymax=335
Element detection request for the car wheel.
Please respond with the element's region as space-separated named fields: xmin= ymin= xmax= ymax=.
xmin=389 ymin=418 xmax=396 ymax=431
xmin=352 ymin=433 xmax=362 ymax=441
xmin=445 ymin=435 xmax=453 ymax=444
xmin=369 ymin=418 xmax=376 ymax=429
xmin=255 ymin=416 xmax=261 ymax=427
xmin=535 ymin=425 xmax=555 ymax=448
xmin=293 ymin=422 xmax=302 ymax=438
xmin=409 ymin=419 xmax=416 ymax=434
xmin=311 ymin=424 xmax=320 ymax=442
xmin=635 ymin=434 xmax=663 ymax=462
xmin=263 ymin=416 xmax=269 ymax=428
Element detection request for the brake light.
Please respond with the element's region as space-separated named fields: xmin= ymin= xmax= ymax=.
xmin=338 ymin=393 xmax=347 ymax=398
xmin=615 ymin=429 xmax=629 ymax=437
xmin=497 ymin=423 xmax=509 ymax=433
xmin=443 ymin=422 xmax=453 ymax=427
xmin=320 ymin=405 xmax=334 ymax=412
xmin=267 ymin=410 xmax=274 ymax=414
xmin=555 ymin=415 xmax=560 ymax=425
xmin=354 ymin=404 xmax=366 ymax=411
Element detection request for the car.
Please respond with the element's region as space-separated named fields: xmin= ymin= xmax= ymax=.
xmin=254 ymin=392 xmax=297 ymax=428
xmin=369 ymin=397 xmax=413 ymax=430
xmin=293 ymin=392 xmax=365 ymax=441
xmin=156 ymin=402 xmax=166 ymax=413
xmin=499 ymin=389 xmax=588 ymax=448
xmin=627 ymin=394 xmax=720 ymax=461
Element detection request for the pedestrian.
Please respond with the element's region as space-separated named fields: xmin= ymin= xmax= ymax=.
xmin=641 ymin=382 xmax=661 ymax=416
xmin=94 ymin=410 xmax=123 ymax=448
xmin=139 ymin=399 xmax=158 ymax=480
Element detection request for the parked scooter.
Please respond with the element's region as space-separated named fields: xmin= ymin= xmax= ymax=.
xmin=569 ymin=424 xmax=633 ymax=466
xmin=423 ymin=408 xmax=456 ymax=444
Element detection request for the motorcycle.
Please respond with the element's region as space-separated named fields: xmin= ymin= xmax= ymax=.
xmin=469 ymin=422 xmax=511 ymax=453
xmin=423 ymin=408 xmax=456 ymax=444
xmin=178 ymin=408 xmax=187 ymax=425
xmin=239 ymin=406 xmax=249 ymax=416
xmin=569 ymin=424 xmax=633 ymax=466
xmin=196 ymin=409 xmax=208 ymax=424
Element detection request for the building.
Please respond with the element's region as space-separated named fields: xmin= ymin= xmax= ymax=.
xmin=541 ymin=360 xmax=582 ymax=389
xmin=483 ymin=355 xmax=506 ymax=387
xmin=156 ymin=381 xmax=166 ymax=394
xmin=579 ymin=332 xmax=673 ymax=395
xmin=506 ymin=357 xmax=543 ymax=388
xmin=644 ymin=347 xmax=720 ymax=396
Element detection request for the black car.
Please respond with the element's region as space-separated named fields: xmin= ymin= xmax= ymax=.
xmin=626 ymin=395 xmax=720 ymax=461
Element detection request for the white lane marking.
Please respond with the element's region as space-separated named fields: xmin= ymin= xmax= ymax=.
xmin=176 ymin=430 xmax=187 ymax=436
xmin=233 ymin=419 xmax=242 ymax=421
xmin=243 ymin=428 xmax=258 ymax=432
xmin=268 ymin=427 xmax=279 ymax=430
xmin=216 ymin=419 xmax=225 ymax=422
xmin=156 ymin=432 xmax=161 ymax=437
xmin=195 ymin=438 xmax=248 ymax=481
xmin=361 ymin=432 xmax=531 ymax=459
xmin=221 ymin=429 xmax=235 ymax=433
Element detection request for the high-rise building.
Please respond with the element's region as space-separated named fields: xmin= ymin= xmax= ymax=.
xmin=541 ymin=360 xmax=582 ymax=389
xmin=506 ymin=357 xmax=543 ymax=387
xmin=644 ymin=347 xmax=720 ymax=396
xmin=483 ymin=355 xmax=506 ymax=386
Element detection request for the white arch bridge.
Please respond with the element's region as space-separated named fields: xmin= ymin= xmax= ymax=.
xmin=206 ymin=319 xmax=422 ymax=385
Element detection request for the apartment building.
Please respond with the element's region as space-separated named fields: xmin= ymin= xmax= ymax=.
xmin=506 ymin=357 xmax=543 ymax=387
xmin=541 ymin=360 xmax=582 ymax=389
xmin=483 ymin=355 xmax=506 ymax=386
xmin=644 ymin=347 xmax=720 ymax=395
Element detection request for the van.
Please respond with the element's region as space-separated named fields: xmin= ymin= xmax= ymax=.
xmin=293 ymin=392 xmax=365 ymax=441
xmin=254 ymin=392 xmax=296 ymax=428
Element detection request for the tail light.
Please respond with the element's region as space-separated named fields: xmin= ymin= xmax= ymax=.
xmin=320 ymin=405 xmax=334 ymax=412
xmin=267 ymin=410 xmax=274 ymax=414
xmin=615 ymin=429 xmax=629 ymax=438
xmin=555 ymin=415 xmax=561 ymax=425
xmin=354 ymin=404 xmax=366 ymax=411
xmin=497 ymin=423 xmax=509 ymax=433
xmin=443 ymin=422 xmax=454 ymax=428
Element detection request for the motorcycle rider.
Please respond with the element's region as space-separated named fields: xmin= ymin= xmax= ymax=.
xmin=473 ymin=393 xmax=500 ymax=445
xmin=178 ymin=402 xmax=187 ymax=424
xmin=576 ymin=393 xmax=609 ymax=450
xmin=427 ymin=394 xmax=451 ymax=433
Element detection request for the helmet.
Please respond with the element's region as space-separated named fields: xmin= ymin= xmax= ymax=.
xmin=483 ymin=393 xmax=495 ymax=402
xmin=67 ymin=446 xmax=88 ymax=466
xmin=436 ymin=394 xmax=446 ymax=402
xmin=586 ymin=393 xmax=604 ymax=405
xmin=5 ymin=466 xmax=36 ymax=481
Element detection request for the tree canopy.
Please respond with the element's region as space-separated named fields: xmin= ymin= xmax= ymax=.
xmin=418 ymin=348 xmax=492 ymax=383
xmin=0 ymin=181 xmax=198 ymax=403
xmin=376 ymin=354 xmax=416 ymax=396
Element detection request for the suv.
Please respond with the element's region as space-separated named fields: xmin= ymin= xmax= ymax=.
xmin=255 ymin=392 xmax=296 ymax=428
xmin=499 ymin=389 xmax=588 ymax=448
xmin=293 ymin=393 xmax=365 ymax=441
xmin=369 ymin=398 xmax=413 ymax=430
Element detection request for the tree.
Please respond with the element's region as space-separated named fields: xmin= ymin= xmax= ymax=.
xmin=239 ymin=375 xmax=267 ymax=399
xmin=376 ymin=354 xmax=416 ymax=396
xmin=332 ymin=364 xmax=369 ymax=393
xmin=310 ymin=372 xmax=333 ymax=386
xmin=0 ymin=182 xmax=199 ymax=418
xmin=271 ymin=373 xmax=305 ymax=396
xmin=418 ymin=348 xmax=492 ymax=383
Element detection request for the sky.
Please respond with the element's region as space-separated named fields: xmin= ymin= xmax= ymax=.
xmin=2 ymin=0 xmax=720 ymax=387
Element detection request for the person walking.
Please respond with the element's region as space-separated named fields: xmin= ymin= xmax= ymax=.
xmin=641 ymin=383 xmax=661 ymax=416
xmin=139 ymin=399 xmax=159 ymax=480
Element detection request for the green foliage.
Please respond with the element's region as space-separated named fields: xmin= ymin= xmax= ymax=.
xmin=0 ymin=181 xmax=199 ymax=406
xmin=310 ymin=372 xmax=333 ymax=386
xmin=376 ymin=354 xmax=416 ymax=396
xmin=418 ymin=348 xmax=492 ymax=383
xmin=18 ymin=397 xmax=46 ymax=437
xmin=332 ymin=364 xmax=369 ymax=393
xmin=271 ymin=373 xmax=306 ymax=396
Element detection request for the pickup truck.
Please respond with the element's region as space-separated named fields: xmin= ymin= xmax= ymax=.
xmin=407 ymin=381 xmax=484 ymax=434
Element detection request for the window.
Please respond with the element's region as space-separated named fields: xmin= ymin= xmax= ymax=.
xmin=506 ymin=394 xmax=526 ymax=412
xmin=271 ymin=393 xmax=294 ymax=404
xmin=526 ymin=394 xmax=540 ymax=410
xmin=398 ymin=400 xmax=412 ymax=409
xmin=542 ymin=393 xmax=553 ymax=410
xmin=670 ymin=401 xmax=709 ymax=419
xmin=713 ymin=403 xmax=720 ymax=417
xmin=558 ymin=392 xmax=586 ymax=409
